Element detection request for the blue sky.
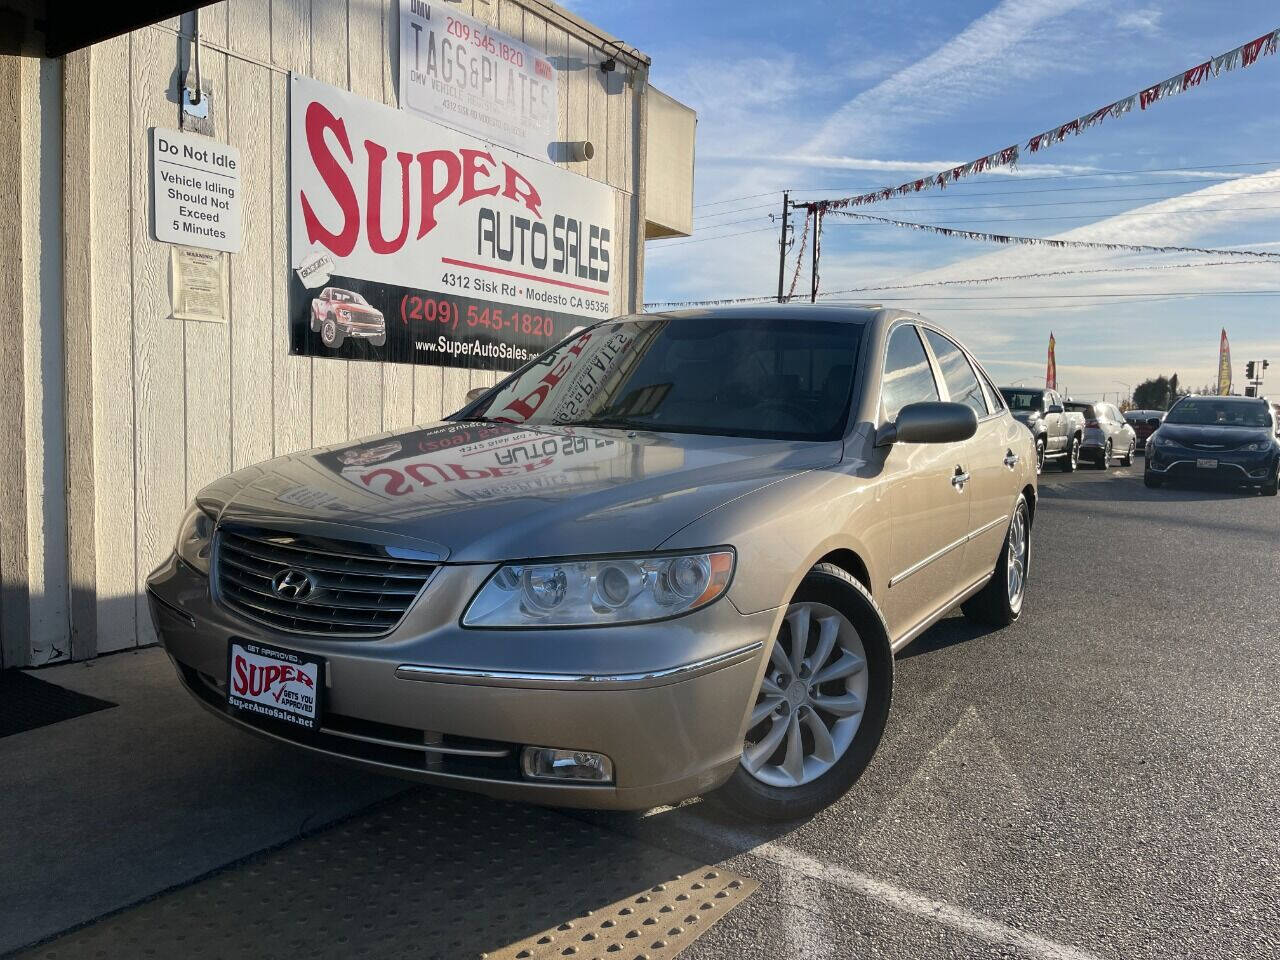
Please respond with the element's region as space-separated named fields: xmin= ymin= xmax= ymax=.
xmin=569 ymin=0 xmax=1280 ymax=400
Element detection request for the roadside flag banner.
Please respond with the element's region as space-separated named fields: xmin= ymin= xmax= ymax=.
xmin=1218 ymin=329 xmax=1232 ymax=395
xmin=1046 ymin=333 xmax=1057 ymax=390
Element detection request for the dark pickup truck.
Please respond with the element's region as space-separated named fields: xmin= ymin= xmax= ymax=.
xmin=999 ymin=387 xmax=1086 ymax=474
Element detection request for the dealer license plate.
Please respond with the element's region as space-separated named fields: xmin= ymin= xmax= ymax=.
xmin=227 ymin=641 xmax=323 ymax=730
xmin=1196 ymin=458 xmax=1218 ymax=470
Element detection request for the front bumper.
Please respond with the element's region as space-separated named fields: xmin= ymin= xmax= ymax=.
xmin=1145 ymin=447 xmax=1275 ymax=484
xmin=339 ymin=318 xmax=385 ymax=338
xmin=147 ymin=554 xmax=774 ymax=810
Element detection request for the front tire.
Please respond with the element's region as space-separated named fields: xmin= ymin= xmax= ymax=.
xmin=321 ymin=318 xmax=344 ymax=348
xmin=1034 ymin=437 xmax=1046 ymax=475
xmin=1121 ymin=440 xmax=1135 ymax=467
xmin=717 ymin=564 xmax=892 ymax=822
xmin=961 ymin=494 xmax=1030 ymax=628
xmin=1263 ymin=461 xmax=1279 ymax=497
xmin=1144 ymin=470 xmax=1163 ymax=489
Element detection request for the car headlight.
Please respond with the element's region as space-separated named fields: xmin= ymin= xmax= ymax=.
xmin=176 ymin=502 xmax=217 ymax=574
xmin=463 ymin=550 xmax=735 ymax=628
xmin=1243 ymin=441 xmax=1265 ymax=451
xmin=337 ymin=308 xmax=351 ymax=320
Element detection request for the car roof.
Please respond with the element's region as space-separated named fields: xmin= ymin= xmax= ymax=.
xmin=647 ymin=304 xmax=886 ymax=324
xmin=1178 ymin=394 xmax=1266 ymax=403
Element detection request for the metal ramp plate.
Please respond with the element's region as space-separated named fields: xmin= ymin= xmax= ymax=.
xmin=20 ymin=788 xmax=757 ymax=960
xmin=483 ymin=868 xmax=757 ymax=960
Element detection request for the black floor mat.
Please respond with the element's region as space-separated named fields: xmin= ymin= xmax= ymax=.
xmin=0 ymin=669 xmax=117 ymax=738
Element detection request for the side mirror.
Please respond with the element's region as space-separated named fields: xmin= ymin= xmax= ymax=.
xmin=1045 ymin=403 xmax=1064 ymax=414
xmin=877 ymin=401 xmax=978 ymax=446
xmin=464 ymin=386 xmax=489 ymax=404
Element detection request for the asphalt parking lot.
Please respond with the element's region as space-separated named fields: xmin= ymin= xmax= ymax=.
xmin=14 ymin=460 xmax=1280 ymax=960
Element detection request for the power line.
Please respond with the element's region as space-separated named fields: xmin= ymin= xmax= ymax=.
xmin=822 ymin=188 xmax=1280 ymax=215
xmin=647 ymin=226 xmax=778 ymax=248
xmin=790 ymin=159 xmax=1280 ymax=193
xmin=827 ymin=204 xmax=1280 ymax=226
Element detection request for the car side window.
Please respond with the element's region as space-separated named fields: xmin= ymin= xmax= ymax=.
xmin=923 ymin=329 xmax=988 ymax=418
xmin=978 ymin=369 xmax=1004 ymax=412
xmin=881 ymin=325 xmax=940 ymax=422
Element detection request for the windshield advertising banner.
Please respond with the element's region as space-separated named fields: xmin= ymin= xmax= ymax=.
xmin=398 ymin=0 xmax=558 ymax=159
xmin=289 ymin=74 xmax=617 ymax=371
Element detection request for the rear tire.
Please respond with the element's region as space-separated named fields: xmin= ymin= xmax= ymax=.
xmin=716 ymin=564 xmax=892 ymax=822
xmin=1061 ymin=435 xmax=1080 ymax=472
xmin=1097 ymin=439 xmax=1112 ymax=470
xmin=961 ymin=494 xmax=1030 ymax=628
xmin=1034 ymin=437 xmax=1046 ymax=475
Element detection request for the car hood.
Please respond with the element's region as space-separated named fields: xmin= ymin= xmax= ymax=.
xmin=1155 ymin=424 xmax=1273 ymax=446
xmin=1011 ymin=411 xmax=1040 ymax=425
xmin=198 ymin=420 xmax=842 ymax=562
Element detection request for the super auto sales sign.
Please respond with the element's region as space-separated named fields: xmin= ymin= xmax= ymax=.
xmin=289 ymin=74 xmax=617 ymax=370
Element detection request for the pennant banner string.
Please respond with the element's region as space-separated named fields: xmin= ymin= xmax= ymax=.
xmin=812 ymin=28 xmax=1279 ymax=212
xmin=642 ymin=259 xmax=1280 ymax=310
xmin=825 ymin=210 xmax=1280 ymax=258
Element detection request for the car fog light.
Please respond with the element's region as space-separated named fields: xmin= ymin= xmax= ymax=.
xmin=521 ymin=746 xmax=614 ymax=783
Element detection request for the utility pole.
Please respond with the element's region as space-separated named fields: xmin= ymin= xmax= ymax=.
xmin=775 ymin=192 xmax=791 ymax=303
xmin=810 ymin=207 xmax=822 ymax=303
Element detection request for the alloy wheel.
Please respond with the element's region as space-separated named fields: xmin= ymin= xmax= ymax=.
xmin=1035 ymin=440 xmax=1045 ymax=474
xmin=743 ymin=602 xmax=868 ymax=788
xmin=1006 ymin=503 xmax=1029 ymax=614
xmin=1069 ymin=438 xmax=1080 ymax=470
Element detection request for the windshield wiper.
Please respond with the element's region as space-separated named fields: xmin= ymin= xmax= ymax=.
xmin=558 ymin=417 xmax=655 ymax=431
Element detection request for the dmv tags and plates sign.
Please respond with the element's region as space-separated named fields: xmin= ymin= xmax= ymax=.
xmin=227 ymin=641 xmax=323 ymax=730
xmin=399 ymin=0 xmax=557 ymax=159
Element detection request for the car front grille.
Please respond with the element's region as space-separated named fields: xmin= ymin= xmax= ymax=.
xmin=214 ymin=526 xmax=438 ymax=638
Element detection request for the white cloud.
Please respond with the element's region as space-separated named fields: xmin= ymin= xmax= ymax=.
xmin=1115 ymin=8 xmax=1163 ymax=36
xmin=802 ymin=0 xmax=1098 ymax=157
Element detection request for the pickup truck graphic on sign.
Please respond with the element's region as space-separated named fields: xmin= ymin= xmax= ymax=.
xmin=310 ymin=287 xmax=386 ymax=349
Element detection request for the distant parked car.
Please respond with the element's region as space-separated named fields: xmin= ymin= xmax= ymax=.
xmin=1065 ymin=401 xmax=1136 ymax=468
xmin=310 ymin=287 xmax=386 ymax=348
xmin=1124 ymin=409 xmax=1165 ymax=451
xmin=1145 ymin=395 xmax=1279 ymax=495
xmin=999 ymin=387 xmax=1086 ymax=473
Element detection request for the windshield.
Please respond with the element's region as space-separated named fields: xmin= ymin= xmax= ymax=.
xmin=1000 ymin=389 xmax=1043 ymax=412
xmin=465 ymin=315 xmax=863 ymax=441
xmin=1164 ymin=399 xmax=1271 ymax=427
xmin=332 ymin=290 xmax=368 ymax=305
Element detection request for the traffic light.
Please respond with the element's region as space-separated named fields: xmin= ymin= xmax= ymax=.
xmin=1245 ymin=360 xmax=1256 ymax=379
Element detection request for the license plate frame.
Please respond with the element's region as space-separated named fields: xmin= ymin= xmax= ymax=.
xmin=226 ymin=640 xmax=324 ymax=731
xmin=1196 ymin=458 xmax=1218 ymax=470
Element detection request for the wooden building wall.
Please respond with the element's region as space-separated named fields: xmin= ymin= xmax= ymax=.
xmin=58 ymin=0 xmax=648 ymax=659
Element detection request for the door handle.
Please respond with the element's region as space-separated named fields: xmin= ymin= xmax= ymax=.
xmin=1003 ymin=451 xmax=1019 ymax=469
xmin=951 ymin=466 xmax=970 ymax=489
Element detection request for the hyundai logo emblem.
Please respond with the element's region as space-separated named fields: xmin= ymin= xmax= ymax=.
xmin=271 ymin=567 xmax=317 ymax=602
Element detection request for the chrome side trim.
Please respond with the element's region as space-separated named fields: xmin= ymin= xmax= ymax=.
xmin=395 ymin=642 xmax=765 ymax=690
xmin=888 ymin=514 xmax=1009 ymax=588
xmin=888 ymin=534 xmax=968 ymax=588
xmin=968 ymin=513 xmax=1011 ymax=542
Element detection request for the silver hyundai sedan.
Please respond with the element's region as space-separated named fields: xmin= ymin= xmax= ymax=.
xmin=148 ymin=306 xmax=1036 ymax=820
